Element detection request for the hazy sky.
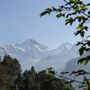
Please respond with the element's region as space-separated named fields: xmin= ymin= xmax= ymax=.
xmin=0 ymin=0 xmax=89 ymax=48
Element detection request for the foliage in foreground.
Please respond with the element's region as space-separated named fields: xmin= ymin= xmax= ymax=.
xmin=0 ymin=55 xmax=74 ymax=90
xmin=40 ymin=0 xmax=90 ymax=89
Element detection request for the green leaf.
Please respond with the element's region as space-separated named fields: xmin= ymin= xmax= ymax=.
xmin=40 ymin=8 xmax=52 ymax=17
xmin=76 ymin=26 xmax=80 ymax=29
xmin=46 ymin=8 xmax=52 ymax=14
xmin=65 ymin=18 xmax=74 ymax=25
xmin=78 ymin=56 xmax=90 ymax=65
xmin=76 ymin=6 xmax=80 ymax=10
xmin=80 ymin=29 xmax=85 ymax=37
xmin=69 ymin=0 xmax=74 ymax=3
xmin=80 ymin=4 xmax=88 ymax=10
xmin=40 ymin=11 xmax=48 ymax=17
xmin=56 ymin=13 xmax=65 ymax=18
xmin=66 ymin=19 xmax=70 ymax=22
xmin=80 ymin=15 xmax=85 ymax=19
xmin=82 ymin=60 xmax=88 ymax=65
xmin=75 ymin=0 xmax=79 ymax=4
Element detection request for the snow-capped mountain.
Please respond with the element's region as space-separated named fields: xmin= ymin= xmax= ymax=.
xmin=0 ymin=39 xmax=79 ymax=72
xmin=34 ymin=43 xmax=79 ymax=72
xmin=0 ymin=39 xmax=50 ymax=71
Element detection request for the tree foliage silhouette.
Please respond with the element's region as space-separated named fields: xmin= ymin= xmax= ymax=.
xmin=0 ymin=55 xmax=74 ymax=90
xmin=40 ymin=0 xmax=90 ymax=89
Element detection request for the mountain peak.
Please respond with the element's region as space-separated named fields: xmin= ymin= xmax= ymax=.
xmin=23 ymin=39 xmax=38 ymax=44
xmin=59 ymin=42 xmax=73 ymax=50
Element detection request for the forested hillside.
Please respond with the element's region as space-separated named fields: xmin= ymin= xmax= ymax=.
xmin=0 ymin=55 xmax=74 ymax=90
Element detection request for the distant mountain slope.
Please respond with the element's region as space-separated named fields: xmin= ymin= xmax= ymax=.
xmin=64 ymin=51 xmax=90 ymax=75
xmin=0 ymin=39 xmax=49 ymax=71
xmin=0 ymin=39 xmax=79 ymax=72
xmin=34 ymin=43 xmax=79 ymax=72
xmin=63 ymin=51 xmax=90 ymax=90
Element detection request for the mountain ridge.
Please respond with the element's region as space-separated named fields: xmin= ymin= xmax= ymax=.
xmin=0 ymin=39 xmax=79 ymax=72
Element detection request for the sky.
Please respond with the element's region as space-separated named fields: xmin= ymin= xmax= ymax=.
xmin=0 ymin=0 xmax=90 ymax=49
